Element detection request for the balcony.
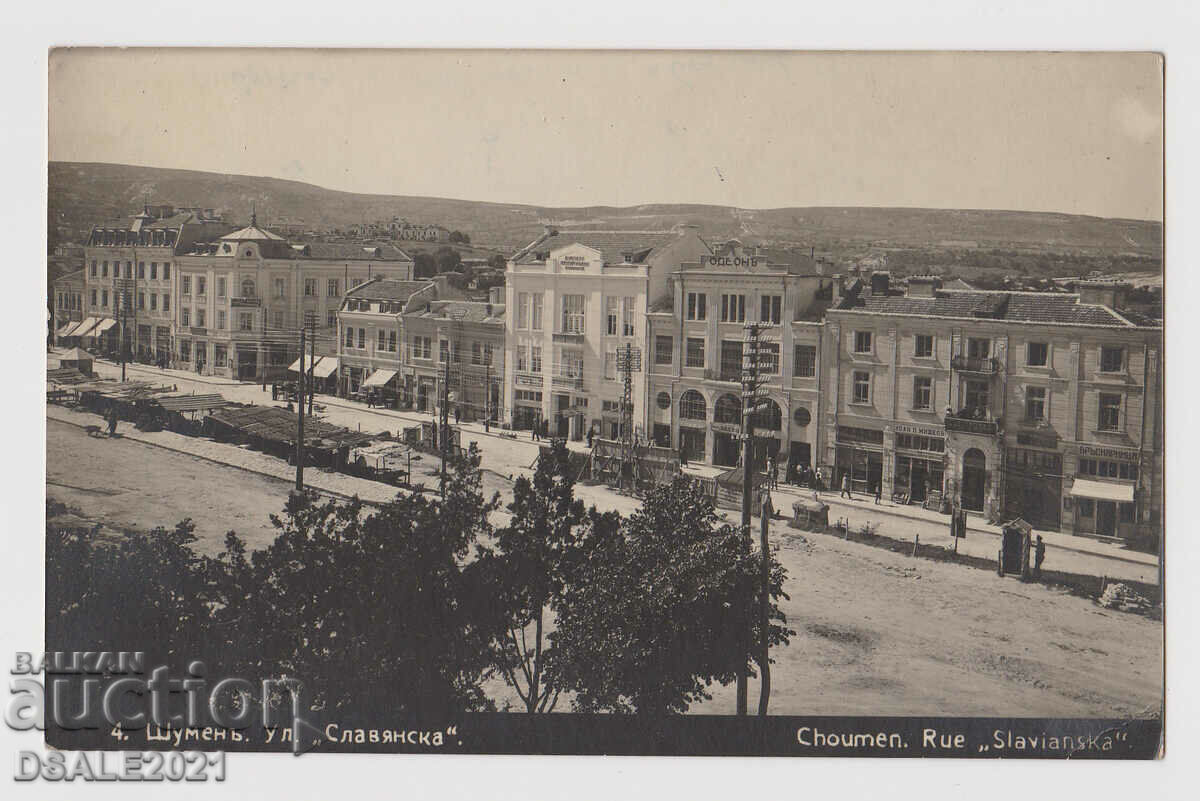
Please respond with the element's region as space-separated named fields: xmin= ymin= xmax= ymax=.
xmin=553 ymin=331 xmax=585 ymax=343
xmin=514 ymin=371 xmax=543 ymax=388
xmin=551 ymin=373 xmax=585 ymax=391
xmin=230 ymin=296 xmax=261 ymax=308
xmin=951 ymin=355 xmax=1000 ymax=374
xmin=944 ymin=412 xmax=1000 ymax=436
xmin=189 ymin=326 xmax=208 ymax=336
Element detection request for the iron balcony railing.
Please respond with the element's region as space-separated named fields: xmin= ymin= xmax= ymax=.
xmin=944 ymin=413 xmax=1000 ymax=435
xmin=951 ymin=355 xmax=1000 ymax=374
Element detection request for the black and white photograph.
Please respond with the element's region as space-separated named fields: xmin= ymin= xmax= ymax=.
xmin=5 ymin=10 xmax=1192 ymax=791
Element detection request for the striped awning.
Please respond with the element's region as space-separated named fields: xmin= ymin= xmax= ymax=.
xmin=311 ymin=357 xmax=339 ymax=378
xmin=89 ymin=318 xmax=117 ymax=337
xmin=1069 ymin=479 xmax=1134 ymax=503
xmin=362 ymin=369 xmax=398 ymax=388
xmin=68 ymin=317 xmax=99 ymax=337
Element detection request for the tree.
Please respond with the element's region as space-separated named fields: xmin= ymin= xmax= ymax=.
xmin=487 ymin=254 xmax=507 ymax=270
xmin=550 ymin=477 xmax=792 ymax=715
xmin=449 ymin=230 xmax=471 ymax=245
xmin=433 ymin=246 xmax=462 ymax=275
xmin=213 ymin=445 xmax=508 ymax=718
xmin=486 ymin=441 xmax=586 ymax=712
xmin=413 ymin=252 xmax=437 ymax=278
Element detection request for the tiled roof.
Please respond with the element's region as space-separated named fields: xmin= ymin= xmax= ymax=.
xmin=221 ymin=224 xmax=286 ymax=242
xmin=344 ymin=279 xmax=433 ymax=302
xmin=840 ymin=289 xmax=1136 ymax=327
xmin=514 ymin=230 xmax=677 ymax=265
xmin=405 ymin=300 xmax=505 ymax=324
xmin=295 ymin=242 xmax=413 ymax=261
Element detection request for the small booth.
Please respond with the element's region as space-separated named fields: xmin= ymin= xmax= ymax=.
xmin=998 ymin=518 xmax=1033 ymax=578
xmin=57 ymin=347 xmax=94 ymax=377
xmin=790 ymin=496 xmax=830 ymax=530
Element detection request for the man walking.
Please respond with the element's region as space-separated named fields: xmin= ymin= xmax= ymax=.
xmin=840 ymin=471 xmax=853 ymax=500
xmin=1033 ymin=535 xmax=1046 ymax=579
xmin=874 ymin=480 xmax=882 ymax=505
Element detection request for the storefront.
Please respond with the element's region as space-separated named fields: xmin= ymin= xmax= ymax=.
xmin=1005 ymin=442 xmax=1063 ymax=530
xmin=835 ymin=425 xmax=884 ymax=494
xmin=893 ymin=434 xmax=946 ymax=504
xmin=1068 ymin=444 xmax=1141 ymax=539
xmin=512 ymin=389 xmax=541 ymax=429
xmin=678 ymin=423 xmax=706 ymax=463
xmin=712 ymin=422 xmax=741 ymax=467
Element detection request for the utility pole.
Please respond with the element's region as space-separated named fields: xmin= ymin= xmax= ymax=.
xmin=295 ymin=325 xmax=306 ymax=491
xmin=617 ymin=343 xmax=641 ymax=492
xmin=440 ymin=341 xmax=450 ymax=496
xmin=308 ymin=317 xmax=316 ymax=417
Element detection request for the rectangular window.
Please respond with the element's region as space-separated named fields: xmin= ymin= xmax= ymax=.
xmin=328 ymin=279 xmax=339 ymax=297
xmin=217 ymin=310 xmax=226 ymax=330
xmin=622 ymin=297 xmax=635 ymax=336
xmin=214 ymin=345 xmax=227 ymax=368
xmin=720 ymin=293 xmax=746 ymax=323
xmin=137 ymin=262 xmax=145 ymax=279
xmin=327 ymin=310 xmax=337 ymax=328
xmin=101 ymin=290 xmax=108 ymax=308
xmin=181 ymin=308 xmax=190 ymax=327
xmin=719 ymin=340 xmax=743 ymax=381
xmin=150 ymin=293 xmax=158 ymax=311
xmin=179 ymin=340 xmax=190 ymax=361
xmin=531 ymin=344 xmax=542 ymax=373
xmin=853 ymin=331 xmax=872 ymax=354
xmin=149 ymin=263 xmax=157 ymax=280
xmin=686 ymin=337 xmax=706 ymax=368
xmin=562 ymin=295 xmax=585 ymax=334
xmin=965 ymin=380 xmax=989 ymax=412
xmin=439 ymin=339 xmax=449 ymax=362
xmin=471 ymin=342 xmax=482 ymax=365
xmin=655 ymin=335 xmax=673 ymax=365
xmin=793 ymin=344 xmax=816 ymax=377
xmin=239 ymin=313 xmax=251 ymax=332
xmin=272 ymin=311 xmax=284 ymax=329
xmin=345 ymin=327 xmax=354 ymax=347
xmin=275 ymin=278 xmax=286 ymax=299
xmin=686 ymin=292 xmax=707 ymax=321
xmin=124 ymin=262 xmax=132 ymax=279
xmin=915 ymin=334 xmax=934 ymax=359
xmin=760 ymin=342 xmax=780 ymax=375
xmin=518 ymin=292 xmax=530 ymax=329
xmin=217 ymin=277 xmax=226 ymax=298
xmin=1100 ymin=346 xmax=1124 ymax=373
xmin=760 ymin=295 xmax=782 ymax=324
xmin=967 ymin=337 xmax=990 ymax=359
xmin=197 ymin=277 xmax=206 ymax=296
xmin=531 ymin=294 xmax=543 ymax=331
xmin=163 ymin=263 xmax=170 ymax=280
xmin=852 ymin=371 xmax=870 ymax=404
xmin=1119 ymin=503 xmax=1135 ymax=524
xmin=102 ymin=261 xmax=108 ymax=278
xmin=137 ymin=292 xmax=145 ymax=310
xmin=378 ymin=330 xmax=387 ymax=351
xmin=605 ymin=351 xmax=617 ymax=380
xmin=356 ymin=328 xmax=365 ymax=349
xmin=90 ymin=261 xmax=97 ymax=277
xmin=1025 ymin=386 xmax=1047 ymax=420
xmin=1098 ymin=393 xmax=1122 ymax=431
xmin=163 ymin=294 xmax=170 ymax=312
xmin=389 ymin=331 xmax=397 ymax=352
xmin=1027 ymin=342 xmax=1049 ymax=367
xmin=516 ymin=345 xmax=528 ymax=372
xmin=90 ymin=289 xmax=97 ymax=307
xmin=913 ymin=376 xmax=932 ymax=409
xmin=304 ymin=278 xmax=317 ymax=297
xmin=196 ymin=308 xmax=206 ymax=328
xmin=181 ymin=276 xmax=191 ymax=295
xmin=606 ymin=296 xmax=618 ymax=336
xmin=485 ymin=342 xmax=494 ymax=366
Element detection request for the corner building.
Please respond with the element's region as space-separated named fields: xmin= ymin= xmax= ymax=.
xmin=824 ymin=276 xmax=1162 ymax=540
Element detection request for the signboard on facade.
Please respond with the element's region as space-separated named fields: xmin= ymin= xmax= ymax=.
xmin=712 ymin=422 xmax=740 ymax=435
xmin=1017 ymin=430 xmax=1059 ymax=449
xmin=560 ymin=255 xmax=589 ymax=270
xmin=703 ymin=256 xmax=760 ymax=268
xmin=893 ymin=423 xmax=945 ymax=438
xmin=1078 ymin=444 xmax=1140 ymax=461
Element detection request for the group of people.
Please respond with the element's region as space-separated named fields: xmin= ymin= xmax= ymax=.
xmin=839 ymin=472 xmax=884 ymax=505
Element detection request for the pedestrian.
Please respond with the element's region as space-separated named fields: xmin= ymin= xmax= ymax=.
xmin=1034 ymin=535 xmax=1046 ymax=579
xmin=874 ymin=480 xmax=882 ymax=505
xmin=587 ymin=427 xmax=594 ymax=448
xmin=431 ymin=420 xmax=438 ymax=448
xmin=771 ymin=456 xmax=780 ymax=490
xmin=840 ymin=471 xmax=853 ymax=500
xmin=106 ymin=407 xmax=118 ymax=436
xmin=454 ymin=405 xmax=461 ymax=425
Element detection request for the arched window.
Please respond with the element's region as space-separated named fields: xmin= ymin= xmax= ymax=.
xmin=241 ymin=279 xmax=256 ymax=298
xmin=679 ymin=390 xmax=707 ymax=421
xmin=753 ymin=399 xmax=782 ymax=431
xmin=714 ymin=394 xmax=741 ymax=424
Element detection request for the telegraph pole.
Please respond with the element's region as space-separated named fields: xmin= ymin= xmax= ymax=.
xmin=308 ymin=318 xmax=316 ymax=417
xmin=440 ymin=343 xmax=450 ymax=496
xmin=617 ymin=343 xmax=641 ymax=492
xmin=295 ymin=325 xmax=306 ymax=491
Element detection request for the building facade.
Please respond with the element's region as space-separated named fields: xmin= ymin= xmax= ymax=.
xmin=823 ymin=277 xmax=1163 ymax=539
xmin=52 ymin=269 xmax=85 ymax=343
xmin=174 ymin=218 xmax=415 ymax=379
xmin=502 ymin=227 xmax=712 ymax=439
xmin=403 ymin=295 xmax=506 ymax=421
xmin=81 ymin=205 xmax=235 ymax=357
xmin=644 ymin=241 xmax=832 ymax=472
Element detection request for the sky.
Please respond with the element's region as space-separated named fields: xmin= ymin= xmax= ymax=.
xmin=48 ymin=49 xmax=1163 ymax=220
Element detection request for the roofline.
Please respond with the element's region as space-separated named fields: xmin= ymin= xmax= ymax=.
xmin=825 ymin=306 xmax=1151 ymax=331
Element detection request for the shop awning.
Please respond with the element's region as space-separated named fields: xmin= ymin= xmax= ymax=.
xmin=311 ymin=357 xmax=339 ymax=379
xmin=89 ymin=318 xmax=117 ymax=337
xmin=1069 ymin=479 xmax=1134 ymax=503
xmin=68 ymin=318 xmax=98 ymax=337
xmin=287 ymin=354 xmax=320 ymax=374
xmin=361 ymin=368 xmax=397 ymax=388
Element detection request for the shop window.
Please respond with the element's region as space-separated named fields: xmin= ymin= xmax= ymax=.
xmin=1027 ymin=342 xmax=1049 ymax=367
xmin=1077 ymin=498 xmax=1094 ymax=517
xmin=1119 ymin=503 xmax=1136 ymax=523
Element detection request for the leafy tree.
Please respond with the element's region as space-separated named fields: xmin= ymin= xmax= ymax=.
xmin=213 ymin=445 xmax=507 ymax=719
xmin=549 ymin=477 xmax=792 ymax=715
xmin=449 ymin=230 xmax=471 ymax=245
xmin=487 ymin=254 xmax=507 ymax=270
xmin=434 ymin=246 xmax=462 ymax=275
xmin=413 ymin=252 xmax=437 ymax=278
xmin=486 ymin=441 xmax=585 ymax=712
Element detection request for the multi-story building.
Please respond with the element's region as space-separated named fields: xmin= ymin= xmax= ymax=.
xmin=52 ymin=269 xmax=85 ymax=343
xmin=503 ymin=226 xmax=712 ymax=439
xmin=336 ymin=276 xmax=451 ymax=403
xmin=824 ymin=276 xmax=1163 ymax=539
xmin=645 ymin=241 xmax=832 ymax=471
xmin=403 ymin=293 xmax=506 ymax=421
xmin=175 ymin=217 xmax=415 ymax=379
xmin=81 ymin=205 xmax=235 ymax=357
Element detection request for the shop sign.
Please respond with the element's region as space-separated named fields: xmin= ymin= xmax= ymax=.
xmin=712 ymin=422 xmax=740 ymax=434
xmin=893 ymin=423 xmax=944 ymax=437
xmin=1078 ymin=444 xmax=1139 ymax=461
xmin=560 ymin=255 xmax=589 ymax=270
xmin=703 ymin=256 xmax=760 ymax=268
xmin=1017 ymin=430 xmax=1059 ymax=449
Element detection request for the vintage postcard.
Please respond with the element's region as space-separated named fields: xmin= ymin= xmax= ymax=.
xmin=37 ymin=48 xmax=1163 ymax=763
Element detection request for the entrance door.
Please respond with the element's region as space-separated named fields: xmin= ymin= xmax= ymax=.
xmin=714 ymin=432 xmax=740 ymax=467
xmin=1096 ymin=501 xmax=1117 ymax=537
xmin=910 ymin=461 xmax=928 ymax=503
xmin=556 ymin=395 xmax=571 ymax=438
xmin=961 ymin=448 xmax=987 ymax=511
xmin=789 ymin=442 xmax=811 ymax=470
xmin=237 ymin=348 xmax=257 ymax=380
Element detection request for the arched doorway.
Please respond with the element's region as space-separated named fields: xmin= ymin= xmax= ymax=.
xmin=678 ymin=390 xmax=708 ymax=463
xmin=713 ymin=393 xmax=741 ymax=466
xmin=961 ymin=448 xmax=987 ymax=512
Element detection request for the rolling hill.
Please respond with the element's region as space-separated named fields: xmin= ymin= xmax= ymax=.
xmin=48 ymin=162 xmax=1162 ymax=263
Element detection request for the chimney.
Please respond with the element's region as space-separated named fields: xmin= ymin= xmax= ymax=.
xmin=907 ymin=275 xmax=942 ymax=297
xmin=831 ymin=274 xmax=845 ymax=304
xmin=870 ymin=271 xmax=891 ymax=296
